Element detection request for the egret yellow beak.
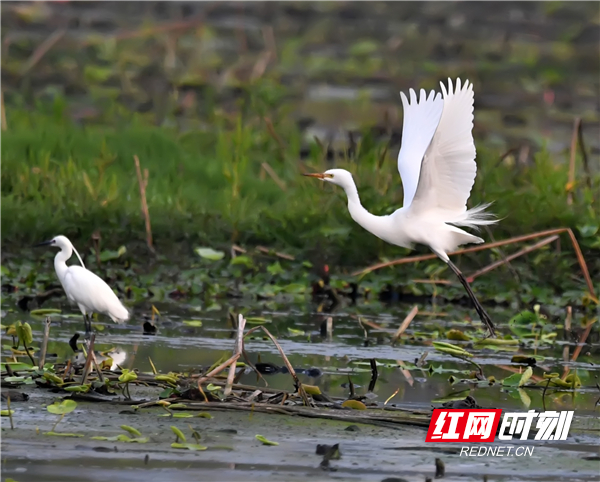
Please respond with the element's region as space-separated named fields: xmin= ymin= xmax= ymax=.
xmin=302 ymin=172 xmax=332 ymax=179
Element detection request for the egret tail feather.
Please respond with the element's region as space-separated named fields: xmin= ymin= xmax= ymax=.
xmin=451 ymin=202 xmax=497 ymax=231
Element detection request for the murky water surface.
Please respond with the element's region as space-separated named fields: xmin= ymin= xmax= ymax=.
xmin=2 ymin=297 xmax=599 ymax=481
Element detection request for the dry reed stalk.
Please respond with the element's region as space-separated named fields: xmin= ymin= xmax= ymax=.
xmin=261 ymin=161 xmax=286 ymax=191
xmin=567 ymin=118 xmax=581 ymax=205
xmin=356 ymin=317 xmax=383 ymax=331
xmin=133 ymin=155 xmax=154 ymax=253
xmin=352 ymin=228 xmax=597 ymax=302
xmin=468 ymin=235 xmax=559 ymax=281
xmin=251 ymin=51 xmax=272 ymax=81
xmin=264 ymin=117 xmax=286 ymax=152
xmin=325 ymin=317 xmax=333 ymax=341
xmin=196 ymin=353 xmax=240 ymax=387
xmin=391 ymin=306 xmax=419 ymax=345
xmin=38 ymin=317 xmax=51 ymax=369
xmin=224 ymin=315 xmax=247 ymax=396
xmin=256 ymin=245 xmax=295 ymax=260
xmin=410 ymin=279 xmax=452 ymax=285
xmin=82 ymin=15 xmax=210 ymax=47
xmin=1 ymin=90 xmax=6 ymax=131
xmin=262 ymin=25 xmax=277 ymax=60
xmin=244 ymin=325 xmax=311 ymax=406
xmin=80 ymin=335 xmax=95 ymax=384
xmin=20 ymin=29 xmax=65 ymax=75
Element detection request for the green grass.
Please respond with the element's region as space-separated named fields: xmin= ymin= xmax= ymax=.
xmin=2 ymin=90 xmax=599 ymax=274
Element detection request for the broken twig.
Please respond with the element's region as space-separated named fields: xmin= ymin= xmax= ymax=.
xmin=391 ymin=305 xmax=419 ymax=345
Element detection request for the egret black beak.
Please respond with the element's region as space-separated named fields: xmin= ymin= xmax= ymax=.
xmin=33 ymin=240 xmax=54 ymax=248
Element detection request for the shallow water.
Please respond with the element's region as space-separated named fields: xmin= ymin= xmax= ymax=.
xmin=2 ymin=295 xmax=599 ymax=481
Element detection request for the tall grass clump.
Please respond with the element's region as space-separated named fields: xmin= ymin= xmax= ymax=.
xmin=2 ymin=88 xmax=598 ymax=271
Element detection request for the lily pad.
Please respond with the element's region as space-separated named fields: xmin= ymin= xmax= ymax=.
xmin=120 ymin=425 xmax=142 ymax=437
xmin=182 ymin=320 xmax=203 ymax=327
xmin=195 ymin=247 xmax=225 ymax=261
xmin=29 ymin=308 xmax=62 ymax=316
xmin=46 ymin=400 xmax=77 ymax=415
xmin=170 ymin=426 xmax=186 ymax=442
xmin=341 ymin=400 xmax=367 ymax=410
xmin=255 ymin=434 xmax=279 ymax=446
xmin=171 ymin=442 xmax=207 ymax=451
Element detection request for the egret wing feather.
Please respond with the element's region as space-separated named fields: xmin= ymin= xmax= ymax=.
xmin=408 ymin=78 xmax=478 ymax=216
xmin=63 ymin=266 xmax=129 ymax=323
xmin=397 ymin=88 xmax=444 ymax=208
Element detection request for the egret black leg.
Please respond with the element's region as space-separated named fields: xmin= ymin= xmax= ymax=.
xmin=84 ymin=314 xmax=92 ymax=338
xmin=447 ymin=260 xmax=496 ymax=338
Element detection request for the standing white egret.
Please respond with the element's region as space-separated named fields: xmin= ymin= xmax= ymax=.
xmin=304 ymin=78 xmax=497 ymax=337
xmin=35 ymin=235 xmax=129 ymax=335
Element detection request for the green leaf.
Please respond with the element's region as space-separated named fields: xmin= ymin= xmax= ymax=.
xmin=91 ymin=434 xmax=131 ymax=442
xmin=46 ymin=400 xmax=77 ymax=415
xmin=196 ymin=412 xmax=213 ymax=419
xmin=432 ymin=341 xmax=473 ymax=358
xmin=245 ymin=317 xmax=270 ymax=325
xmin=266 ymin=262 xmax=285 ymax=276
xmin=171 ymin=442 xmax=207 ymax=451
xmin=1 ymin=410 xmax=15 ymax=416
xmin=43 ymin=372 xmax=64 ymax=385
xmin=118 ymin=369 xmax=138 ymax=383
xmin=182 ymin=320 xmax=203 ymax=327
xmin=29 ymin=308 xmax=62 ymax=316
xmin=170 ymin=426 xmax=187 ymax=442
xmin=446 ymin=329 xmax=471 ymax=341
xmin=341 ymin=400 xmax=367 ymax=410
xmin=255 ymin=434 xmax=279 ymax=446
xmin=155 ymin=374 xmax=179 ymax=385
xmin=124 ymin=437 xmax=149 ymax=443
xmin=509 ymin=311 xmax=538 ymax=326
xmin=195 ymin=247 xmax=225 ymax=261
xmin=578 ymin=224 xmax=599 ymax=238
xmin=502 ymin=372 xmax=523 ymax=387
xmin=303 ymin=385 xmax=322 ymax=396
xmin=63 ymin=384 xmax=91 ymax=393
xmin=1 ymin=363 xmax=36 ymax=372
xmin=287 ymin=328 xmax=305 ymax=336
xmin=172 ymin=413 xmax=194 ymax=418
xmin=4 ymin=376 xmax=34 ymax=384
xmin=120 ymin=425 xmax=142 ymax=437
xmin=44 ymin=432 xmax=83 ymax=437
xmin=16 ymin=321 xmax=33 ymax=347
xmin=519 ymin=367 xmax=533 ymax=387
xmin=230 ymin=255 xmax=253 ymax=267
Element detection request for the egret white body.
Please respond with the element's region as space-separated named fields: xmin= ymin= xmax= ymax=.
xmin=35 ymin=235 xmax=129 ymax=334
xmin=304 ymin=78 xmax=497 ymax=337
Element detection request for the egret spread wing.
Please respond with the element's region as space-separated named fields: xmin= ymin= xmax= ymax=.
xmin=397 ymin=88 xmax=444 ymax=208
xmin=408 ymin=78 xmax=477 ymax=215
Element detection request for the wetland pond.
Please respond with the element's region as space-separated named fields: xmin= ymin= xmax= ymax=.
xmin=1 ymin=295 xmax=599 ymax=482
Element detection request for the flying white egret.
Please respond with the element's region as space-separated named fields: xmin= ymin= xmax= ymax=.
xmin=304 ymin=78 xmax=497 ymax=337
xmin=34 ymin=235 xmax=129 ymax=335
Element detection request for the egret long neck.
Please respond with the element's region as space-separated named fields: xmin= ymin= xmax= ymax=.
xmin=54 ymin=246 xmax=72 ymax=283
xmin=342 ymin=182 xmax=390 ymax=239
